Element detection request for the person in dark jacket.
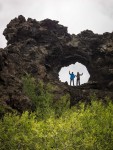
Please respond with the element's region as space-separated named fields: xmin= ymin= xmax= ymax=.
xmin=69 ymin=71 xmax=76 ymax=86
xmin=76 ymin=72 xmax=83 ymax=86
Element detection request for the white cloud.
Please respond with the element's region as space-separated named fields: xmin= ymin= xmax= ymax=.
xmin=96 ymin=0 xmax=113 ymax=18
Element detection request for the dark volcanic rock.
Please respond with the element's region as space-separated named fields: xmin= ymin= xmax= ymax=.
xmin=1 ymin=15 xmax=113 ymax=112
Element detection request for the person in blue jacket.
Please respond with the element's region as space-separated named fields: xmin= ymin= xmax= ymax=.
xmin=69 ymin=71 xmax=76 ymax=86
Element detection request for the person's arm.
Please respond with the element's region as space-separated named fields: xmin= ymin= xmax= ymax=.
xmin=80 ymin=73 xmax=83 ymax=76
xmin=69 ymin=71 xmax=70 ymax=74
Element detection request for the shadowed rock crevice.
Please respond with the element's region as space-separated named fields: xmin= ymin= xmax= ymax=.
xmin=0 ymin=15 xmax=113 ymax=112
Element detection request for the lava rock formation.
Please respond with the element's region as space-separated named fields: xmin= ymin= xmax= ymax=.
xmin=0 ymin=15 xmax=113 ymax=112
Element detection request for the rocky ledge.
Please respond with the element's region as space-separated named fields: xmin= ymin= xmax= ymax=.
xmin=0 ymin=15 xmax=113 ymax=112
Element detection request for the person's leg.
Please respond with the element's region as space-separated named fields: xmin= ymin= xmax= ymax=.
xmin=76 ymin=79 xmax=77 ymax=86
xmin=73 ymin=79 xmax=74 ymax=86
xmin=79 ymin=80 xmax=80 ymax=85
xmin=70 ymin=79 xmax=72 ymax=86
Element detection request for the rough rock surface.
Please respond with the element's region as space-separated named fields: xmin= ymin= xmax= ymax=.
xmin=0 ymin=15 xmax=113 ymax=112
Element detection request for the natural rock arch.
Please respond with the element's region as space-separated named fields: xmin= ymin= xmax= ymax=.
xmin=59 ymin=62 xmax=90 ymax=85
xmin=0 ymin=15 xmax=113 ymax=111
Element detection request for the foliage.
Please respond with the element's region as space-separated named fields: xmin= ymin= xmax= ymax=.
xmin=22 ymin=74 xmax=38 ymax=106
xmin=54 ymin=94 xmax=70 ymax=118
xmin=22 ymin=75 xmax=70 ymax=119
xmin=0 ymin=105 xmax=5 ymax=118
xmin=1 ymin=75 xmax=113 ymax=149
xmin=0 ymin=100 xmax=113 ymax=149
xmin=22 ymin=74 xmax=55 ymax=119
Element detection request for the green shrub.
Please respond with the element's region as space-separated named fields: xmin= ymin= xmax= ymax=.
xmin=22 ymin=74 xmax=38 ymax=106
xmin=22 ymin=75 xmax=54 ymax=120
xmin=54 ymin=94 xmax=70 ymax=118
xmin=0 ymin=100 xmax=113 ymax=149
xmin=35 ymin=82 xmax=54 ymax=120
xmin=22 ymin=75 xmax=71 ymax=119
xmin=0 ymin=112 xmax=39 ymax=150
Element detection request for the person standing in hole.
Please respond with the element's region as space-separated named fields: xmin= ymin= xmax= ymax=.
xmin=69 ymin=71 xmax=76 ymax=86
xmin=76 ymin=72 xmax=83 ymax=86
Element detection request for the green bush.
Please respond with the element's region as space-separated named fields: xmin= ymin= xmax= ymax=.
xmin=0 ymin=112 xmax=39 ymax=150
xmin=22 ymin=75 xmax=54 ymax=119
xmin=0 ymin=100 xmax=113 ymax=150
xmin=22 ymin=74 xmax=38 ymax=106
xmin=22 ymin=75 xmax=70 ymax=119
xmin=54 ymin=94 xmax=70 ymax=118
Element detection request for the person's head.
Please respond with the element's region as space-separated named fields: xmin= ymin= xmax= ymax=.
xmin=77 ymin=72 xmax=79 ymax=75
xmin=72 ymin=72 xmax=73 ymax=74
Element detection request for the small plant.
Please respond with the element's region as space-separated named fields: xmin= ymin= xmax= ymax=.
xmin=22 ymin=74 xmax=37 ymax=106
xmin=22 ymin=75 xmax=54 ymax=119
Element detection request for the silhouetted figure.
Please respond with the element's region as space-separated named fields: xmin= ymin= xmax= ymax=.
xmin=76 ymin=72 xmax=83 ymax=86
xmin=69 ymin=71 xmax=76 ymax=86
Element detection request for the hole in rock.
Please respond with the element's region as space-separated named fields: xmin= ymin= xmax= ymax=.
xmin=59 ymin=62 xmax=90 ymax=86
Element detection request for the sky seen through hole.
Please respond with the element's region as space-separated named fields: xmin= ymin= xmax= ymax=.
xmin=59 ymin=62 xmax=90 ymax=86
